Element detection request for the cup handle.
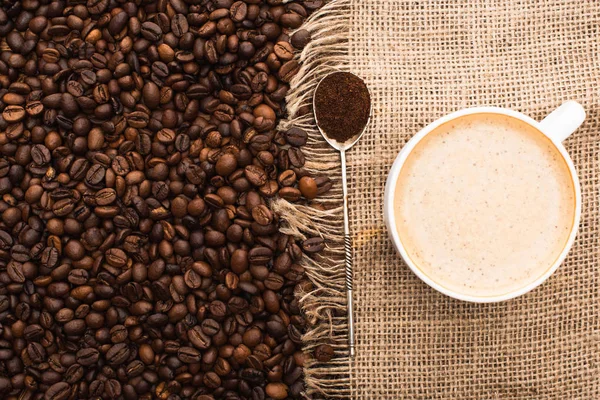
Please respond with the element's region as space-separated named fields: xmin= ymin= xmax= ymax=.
xmin=539 ymin=101 xmax=586 ymax=142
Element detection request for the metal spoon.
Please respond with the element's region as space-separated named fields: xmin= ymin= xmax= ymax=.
xmin=313 ymin=72 xmax=371 ymax=358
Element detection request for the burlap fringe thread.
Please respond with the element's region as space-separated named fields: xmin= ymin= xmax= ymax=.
xmin=271 ymin=0 xmax=352 ymax=398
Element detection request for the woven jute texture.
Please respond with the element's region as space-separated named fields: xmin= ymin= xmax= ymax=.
xmin=279 ymin=0 xmax=600 ymax=398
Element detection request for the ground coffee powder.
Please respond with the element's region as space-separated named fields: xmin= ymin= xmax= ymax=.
xmin=314 ymin=72 xmax=371 ymax=143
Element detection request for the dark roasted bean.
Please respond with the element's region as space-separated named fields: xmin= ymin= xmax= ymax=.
xmin=76 ymin=348 xmax=99 ymax=367
xmin=301 ymin=238 xmax=325 ymax=256
xmin=314 ymin=344 xmax=335 ymax=362
xmin=177 ymin=346 xmax=201 ymax=363
xmin=106 ymin=343 xmax=130 ymax=366
xmin=44 ymin=382 xmax=71 ymax=400
xmin=291 ymin=29 xmax=312 ymax=49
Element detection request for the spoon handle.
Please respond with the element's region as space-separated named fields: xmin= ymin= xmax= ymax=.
xmin=340 ymin=150 xmax=355 ymax=358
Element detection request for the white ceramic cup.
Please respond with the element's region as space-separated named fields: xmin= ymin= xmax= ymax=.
xmin=384 ymin=101 xmax=585 ymax=303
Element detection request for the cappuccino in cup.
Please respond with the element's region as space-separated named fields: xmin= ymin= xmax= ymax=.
xmin=393 ymin=113 xmax=577 ymax=298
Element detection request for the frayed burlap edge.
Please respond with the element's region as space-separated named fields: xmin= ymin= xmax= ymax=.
xmin=272 ymin=0 xmax=352 ymax=398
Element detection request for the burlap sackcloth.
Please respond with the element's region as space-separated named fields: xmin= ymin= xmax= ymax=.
xmin=275 ymin=0 xmax=600 ymax=398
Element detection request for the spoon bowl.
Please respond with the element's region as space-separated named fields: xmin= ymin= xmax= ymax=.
xmin=313 ymin=72 xmax=372 ymax=151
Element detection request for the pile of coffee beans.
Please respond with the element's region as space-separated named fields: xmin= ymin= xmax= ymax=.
xmin=0 ymin=0 xmax=333 ymax=399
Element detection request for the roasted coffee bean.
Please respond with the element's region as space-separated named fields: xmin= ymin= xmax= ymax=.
xmin=278 ymin=170 xmax=297 ymax=187
xmin=105 ymin=248 xmax=127 ymax=267
xmin=106 ymin=343 xmax=129 ymax=366
xmin=178 ymin=346 xmax=201 ymax=363
xmin=26 ymin=101 xmax=44 ymax=116
xmin=279 ymin=60 xmax=300 ymax=82
xmin=110 ymin=325 xmax=128 ymax=343
xmin=313 ymin=344 xmax=334 ymax=362
xmin=108 ymin=12 xmax=128 ymax=36
xmin=95 ymin=188 xmax=117 ymax=205
xmin=231 ymin=1 xmax=248 ymax=22
xmin=3 ymin=105 xmax=26 ymax=122
xmin=288 ymin=147 xmax=306 ymax=167
xmin=88 ymin=0 xmax=109 ymax=14
xmin=245 ymin=165 xmax=268 ymax=186
xmin=266 ymin=383 xmax=289 ymax=400
xmin=126 ymin=360 xmax=145 ymax=377
xmin=65 ymin=364 xmax=84 ymax=384
xmin=76 ymin=348 xmax=99 ymax=367
xmin=248 ymin=247 xmax=273 ymax=265
xmin=85 ymin=164 xmax=105 ymax=186
xmin=141 ymin=22 xmax=162 ymax=41
xmin=201 ymin=319 xmax=221 ymax=336
xmin=265 ymin=273 xmax=285 ymax=290
xmin=183 ymin=269 xmax=202 ymax=289
xmin=143 ymin=82 xmax=160 ymax=109
xmin=304 ymin=0 xmax=325 ymax=10
xmin=315 ymin=175 xmax=333 ymax=195
xmin=105 ymin=379 xmax=122 ymax=398
xmin=285 ymin=127 xmax=308 ymax=147
xmin=279 ymin=187 xmax=302 ymax=202
xmin=188 ymin=326 xmax=212 ymax=349
xmin=209 ymin=300 xmax=228 ymax=318
xmin=291 ymin=29 xmax=312 ymax=49
xmin=302 ymin=237 xmax=325 ymax=253
xmin=7 ymin=261 xmax=25 ymax=283
xmin=23 ymin=324 xmax=44 ymax=341
xmin=241 ymin=368 xmax=265 ymax=384
xmin=274 ymin=42 xmax=295 ymax=61
xmin=203 ymin=371 xmax=221 ymax=389
xmin=157 ymin=128 xmax=176 ymax=144
xmin=252 ymin=205 xmax=273 ymax=225
xmin=298 ymin=176 xmax=318 ymax=199
xmin=175 ymin=134 xmax=190 ymax=152
xmin=44 ymin=382 xmax=71 ymax=400
xmin=172 ymin=14 xmax=189 ymax=37
xmin=31 ymin=144 xmax=51 ymax=165
xmin=26 ymin=342 xmax=46 ymax=363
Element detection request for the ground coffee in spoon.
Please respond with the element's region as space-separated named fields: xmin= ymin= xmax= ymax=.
xmin=314 ymin=72 xmax=371 ymax=143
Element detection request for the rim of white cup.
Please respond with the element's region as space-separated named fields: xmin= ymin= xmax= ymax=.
xmin=383 ymin=107 xmax=582 ymax=303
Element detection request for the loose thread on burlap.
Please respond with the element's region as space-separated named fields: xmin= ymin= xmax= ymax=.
xmin=270 ymin=0 xmax=352 ymax=398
